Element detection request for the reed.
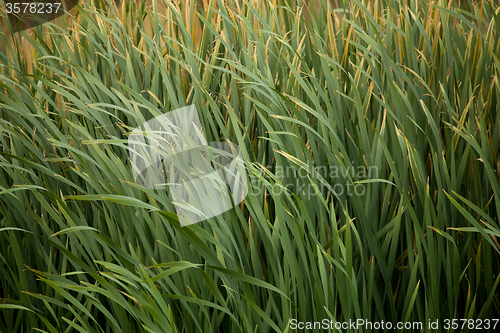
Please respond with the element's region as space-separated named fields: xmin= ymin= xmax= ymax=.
xmin=0 ymin=0 xmax=499 ymax=332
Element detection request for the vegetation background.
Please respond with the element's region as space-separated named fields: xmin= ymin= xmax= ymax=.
xmin=0 ymin=0 xmax=499 ymax=332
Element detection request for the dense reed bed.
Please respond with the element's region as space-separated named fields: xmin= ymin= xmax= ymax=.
xmin=0 ymin=0 xmax=499 ymax=331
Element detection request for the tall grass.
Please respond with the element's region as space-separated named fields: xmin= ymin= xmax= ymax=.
xmin=0 ymin=0 xmax=499 ymax=332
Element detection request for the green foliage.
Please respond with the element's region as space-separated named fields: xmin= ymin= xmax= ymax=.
xmin=0 ymin=0 xmax=499 ymax=332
